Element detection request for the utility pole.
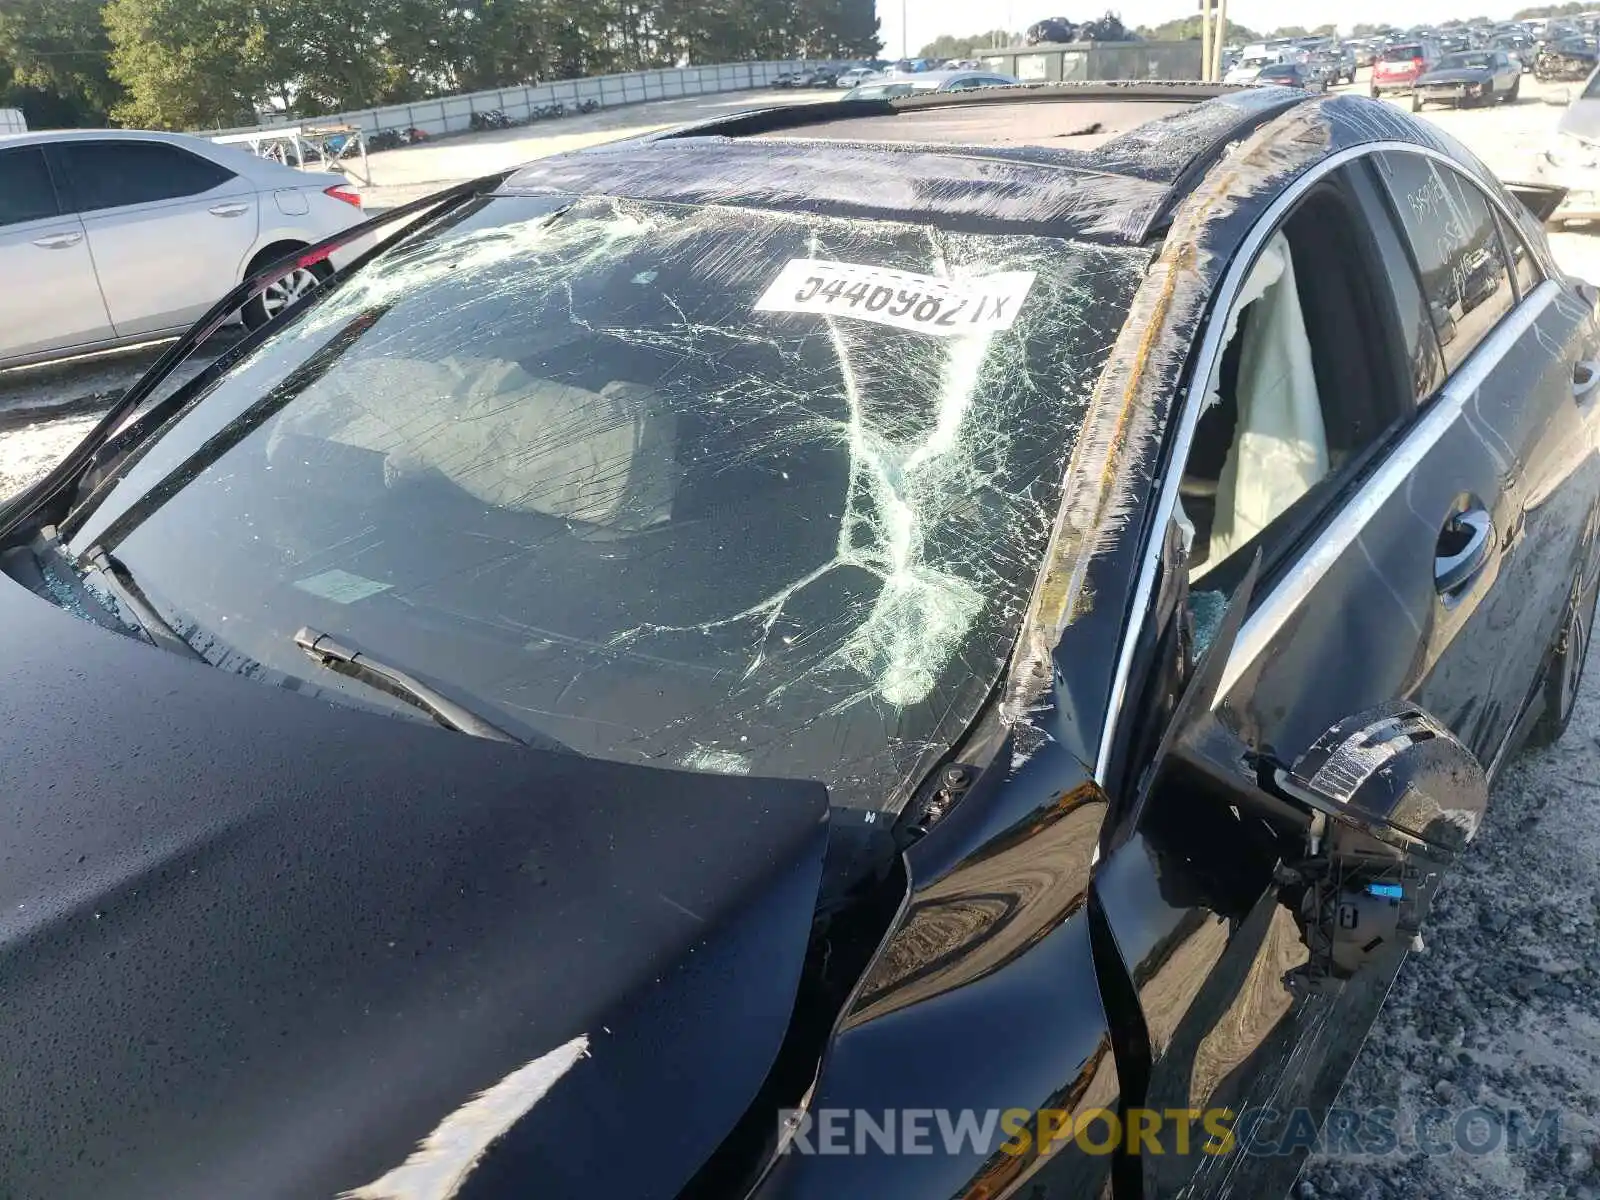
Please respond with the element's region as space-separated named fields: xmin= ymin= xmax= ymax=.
xmin=1214 ymin=0 xmax=1229 ymax=79
xmin=1201 ymin=0 xmax=1214 ymax=81
xmin=903 ymin=0 xmax=910 ymax=58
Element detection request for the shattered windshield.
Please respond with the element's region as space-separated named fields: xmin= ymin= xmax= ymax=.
xmin=67 ymin=193 xmax=1140 ymax=811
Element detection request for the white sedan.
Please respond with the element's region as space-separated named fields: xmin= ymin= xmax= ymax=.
xmin=0 ymin=129 xmax=367 ymax=370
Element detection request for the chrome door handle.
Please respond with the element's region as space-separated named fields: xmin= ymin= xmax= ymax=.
xmin=208 ymin=202 xmax=251 ymax=217
xmin=1574 ymin=359 xmax=1600 ymax=400
xmin=32 ymin=231 xmax=82 ymax=249
xmin=1436 ymin=508 xmax=1493 ymax=595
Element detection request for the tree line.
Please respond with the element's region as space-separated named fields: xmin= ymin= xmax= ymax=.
xmin=0 ymin=0 xmax=880 ymax=130
xmin=917 ymin=16 xmax=1379 ymax=58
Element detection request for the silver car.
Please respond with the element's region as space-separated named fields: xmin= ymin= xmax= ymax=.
xmin=841 ymin=69 xmax=1021 ymax=101
xmin=0 ymin=129 xmax=366 ymax=370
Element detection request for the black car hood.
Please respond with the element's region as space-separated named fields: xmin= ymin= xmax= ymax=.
xmin=0 ymin=579 xmax=829 ymax=1199
xmin=1417 ymin=67 xmax=1493 ymax=84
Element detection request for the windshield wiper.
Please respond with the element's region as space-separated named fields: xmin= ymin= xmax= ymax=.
xmin=80 ymin=544 xmax=205 ymax=662
xmin=294 ymin=626 xmax=521 ymax=745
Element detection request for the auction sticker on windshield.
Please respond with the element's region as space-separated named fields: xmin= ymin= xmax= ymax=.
xmin=754 ymin=259 xmax=1036 ymax=336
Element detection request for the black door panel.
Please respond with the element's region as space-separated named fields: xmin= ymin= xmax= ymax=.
xmin=1088 ymin=152 xmax=1596 ymax=1200
xmin=1414 ymin=286 xmax=1597 ymax=759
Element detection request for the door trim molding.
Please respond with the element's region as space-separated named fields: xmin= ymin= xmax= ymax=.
xmin=1094 ymin=135 xmax=1560 ymax=784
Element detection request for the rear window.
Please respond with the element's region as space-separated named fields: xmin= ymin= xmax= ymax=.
xmin=50 ymin=139 xmax=235 ymax=213
xmin=66 ymin=194 xmax=1144 ymax=812
xmin=1382 ymin=45 xmax=1424 ymax=61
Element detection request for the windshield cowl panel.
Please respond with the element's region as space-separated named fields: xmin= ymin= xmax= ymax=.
xmin=68 ymin=194 xmax=1146 ymax=813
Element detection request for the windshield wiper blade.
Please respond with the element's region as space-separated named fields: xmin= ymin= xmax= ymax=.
xmin=294 ymin=626 xmax=520 ymax=745
xmin=83 ymin=545 xmax=204 ymax=662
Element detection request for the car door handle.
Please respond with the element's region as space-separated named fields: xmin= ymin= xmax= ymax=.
xmin=1436 ymin=508 xmax=1493 ymax=595
xmin=208 ymin=202 xmax=251 ymax=217
xmin=1575 ymin=360 xmax=1600 ymax=400
xmin=31 ymin=231 xmax=82 ymax=249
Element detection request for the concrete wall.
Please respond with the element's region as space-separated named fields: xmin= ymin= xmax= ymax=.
xmin=205 ymin=60 xmax=811 ymax=140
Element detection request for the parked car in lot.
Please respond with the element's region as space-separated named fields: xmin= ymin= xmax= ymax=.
xmin=840 ymin=68 xmax=1020 ymax=99
xmin=1254 ymin=61 xmax=1326 ymax=91
xmin=1324 ymin=41 xmax=1359 ymax=83
xmin=835 ymin=67 xmax=877 ymax=88
xmin=1491 ymin=32 xmax=1535 ymax=70
xmin=1 ymin=84 xmax=1596 ymax=1200
xmin=1412 ymin=49 xmax=1522 ymax=108
xmin=1224 ymin=53 xmax=1280 ymax=84
xmin=0 ymin=129 xmax=364 ymax=370
xmin=1535 ymin=36 xmax=1600 ymax=80
xmin=1535 ymin=69 xmax=1600 ymax=225
xmin=1371 ymin=39 xmax=1442 ymax=95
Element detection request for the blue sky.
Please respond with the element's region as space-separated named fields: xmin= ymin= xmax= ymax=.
xmin=877 ymin=0 xmax=1526 ymax=55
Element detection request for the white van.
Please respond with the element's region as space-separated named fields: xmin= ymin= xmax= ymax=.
xmin=0 ymin=109 xmax=26 ymax=134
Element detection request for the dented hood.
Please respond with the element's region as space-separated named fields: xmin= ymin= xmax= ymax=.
xmin=0 ymin=579 xmax=829 ymax=1200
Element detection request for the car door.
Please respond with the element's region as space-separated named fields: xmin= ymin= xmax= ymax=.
xmin=45 ymin=138 xmax=260 ymax=339
xmin=0 ymin=144 xmax=114 ymax=365
xmin=1089 ymin=152 xmax=1564 ymax=1199
xmin=1372 ymin=149 xmax=1599 ymax=761
xmin=1493 ymin=50 xmax=1514 ymax=92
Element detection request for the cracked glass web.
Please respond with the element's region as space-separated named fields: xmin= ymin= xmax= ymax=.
xmin=74 ymin=194 xmax=1147 ymax=812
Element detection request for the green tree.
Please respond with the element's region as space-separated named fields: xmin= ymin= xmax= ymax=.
xmin=74 ymin=0 xmax=884 ymax=128
xmin=103 ymin=0 xmax=280 ymax=128
xmin=1137 ymin=16 xmax=1262 ymax=42
xmin=0 ymin=0 xmax=118 ymax=124
xmin=918 ymin=30 xmax=1019 ymax=58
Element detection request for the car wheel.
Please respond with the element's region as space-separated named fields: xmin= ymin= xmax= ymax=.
xmin=1506 ymin=77 xmax=1521 ymax=102
xmin=1370 ymin=84 xmax=1380 ymax=97
xmin=242 ymin=259 xmax=333 ymax=330
xmin=1528 ymin=573 xmax=1598 ymax=749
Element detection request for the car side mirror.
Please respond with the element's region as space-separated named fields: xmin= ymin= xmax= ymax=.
xmin=1135 ymin=549 xmax=1489 ymax=995
xmin=1266 ymin=702 xmax=1487 ymax=994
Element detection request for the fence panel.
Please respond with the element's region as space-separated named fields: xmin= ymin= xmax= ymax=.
xmin=204 ymin=58 xmax=834 ymax=140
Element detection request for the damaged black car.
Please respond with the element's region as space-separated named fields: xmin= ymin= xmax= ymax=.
xmin=2 ymin=83 xmax=1598 ymax=1200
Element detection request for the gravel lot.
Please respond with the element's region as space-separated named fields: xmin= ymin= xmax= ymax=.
xmin=4 ymin=73 xmax=1600 ymax=1199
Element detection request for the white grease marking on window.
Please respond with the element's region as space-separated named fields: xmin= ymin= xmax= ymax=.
xmin=292 ymin=568 xmax=391 ymax=604
xmin=754 ymin=259 xmax=1036 ymax=337
xmin=342 ymin=1034 xmax=589 ymax=1200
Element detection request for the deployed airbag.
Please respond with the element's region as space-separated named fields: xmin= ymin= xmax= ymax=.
xmin=268 ymin=357 xmax=678 ymax=530
xmin=1207 ymin=231 xmax=1328 ymax=565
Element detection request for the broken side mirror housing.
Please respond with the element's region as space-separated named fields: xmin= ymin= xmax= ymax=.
xmin=1271 ymin=702 xmax=1488 ymax=994
xmin=1277 ymin=703 xmax=1487 ymax=855
xmin=1127 ymin=550 xmax=1489 ymax=993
